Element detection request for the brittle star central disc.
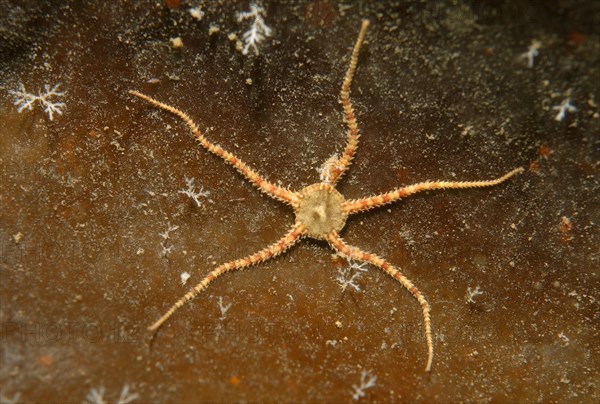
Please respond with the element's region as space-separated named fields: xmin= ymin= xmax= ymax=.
xmin=295 ymin=184 xmax=348 ymax=240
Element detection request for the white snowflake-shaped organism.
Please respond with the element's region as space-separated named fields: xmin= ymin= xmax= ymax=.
xmin=237 ymin=3 xmax=272 ymax=55
xmin=519 ymin=39 xmax=541 ymax=68
xmin=84 ymin=384 xmax=139 ymax=404
xmin=336 ymin=256 xmax=369 ymax=292
xmin=178 ymin=176 xmax=210 ymax=207
xmin=158 ymin=223 xmax=179 ymax=258
xmin=466 ymin=285 xmax=484 ymax=303
xmin=552 ymin=97 xmax=577 ymax=122
xmin=351 ymin=369 xmax=377 ymax=401
xmin=9 ymin=82 xmax=66 ymax=121
xmin=217 ymin=296 xmax=232 ymax=320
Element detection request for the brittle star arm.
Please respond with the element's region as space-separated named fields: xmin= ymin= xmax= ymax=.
xmin=129 ymin=90 xmax=301 ymax=207
xmin=149 ymin=223 xmax=306 ymax=332
xmin=344 ymin=167 xmax=524 ymax=214
xmin=326 ymin=19 xmax=370 ymax=186
xmin=326 ymin=231 xmax=433 ymax=372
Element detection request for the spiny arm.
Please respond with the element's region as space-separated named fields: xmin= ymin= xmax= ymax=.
xmin=326 ymin=231 xmax=433 ymax=372
xmin=149 ymin=223 xmax=305 ymax=332
xmin=129 ymin=90 xmax=301 ymax=207
xmin=324 ymin=19 xmax=370 ymax=186
xmin=344 ymin=167 xmax=524 ymax=214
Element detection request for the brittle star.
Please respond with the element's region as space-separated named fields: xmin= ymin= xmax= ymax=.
xmin=129 ymin=20 xmax=523 ymax=372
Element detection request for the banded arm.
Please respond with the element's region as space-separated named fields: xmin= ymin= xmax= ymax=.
xmin=324 ymin=19 xmax=370 ymax=186
xmin=344 ymin=167 xmax=524 ymax=214
xmin=326 ymin=231 xmax=433 ymax=372
xmin=149 ymin=223 xmax=306 ymax=332
xmin=129 ymin=90 xmax=301 ymax=207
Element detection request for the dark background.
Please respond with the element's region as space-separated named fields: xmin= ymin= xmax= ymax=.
xmin=1 ymin=1 xmax=598 ymax=402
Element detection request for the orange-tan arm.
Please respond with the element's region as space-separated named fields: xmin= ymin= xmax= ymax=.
xmin=344 ymin=167 xmax=524 ymax=214
xmin=326 ymin=231 xmax=433 ymax=372
xmin=325 ymin=19 xmax=370 ymax=186
xmin=129 ymin=90 xmax=300 ymax=207
xmin=149 ymin=223 xmax=305 ymax=332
